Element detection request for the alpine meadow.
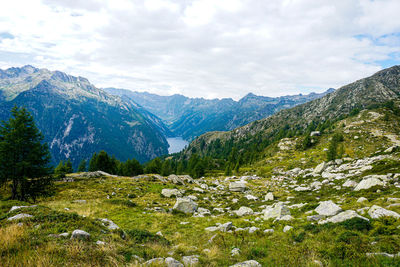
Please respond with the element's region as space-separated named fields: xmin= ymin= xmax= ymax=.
xmin=1 ymin=1 xmax=400 ymax=267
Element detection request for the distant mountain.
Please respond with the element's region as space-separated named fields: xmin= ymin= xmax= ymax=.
xmin=0 ymin=65 xmax=170 ymax=167
xmin=182 ymin=65 xmax=400 ymax=159
xmin=104 ymin=88 xmax=334 ymax=140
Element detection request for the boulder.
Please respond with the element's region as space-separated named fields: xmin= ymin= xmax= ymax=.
xmin=182 ymin=255 xmax=199 ymax=266
xmin=162 ymin=188 xmax=182 ymax=198
xmin=368 ymin=205 xmax=400 ymax=219
xmin=263 ymin=202 xmax=290 ymax=220
xmin=168 ymin=175 xmax=185 ymax=185
xmin=165 ymin=257 xmax=184 ymax=267
xmin=229 ymin=182 xmax=247 ymax=192
xmin=315 ymin=200 xmax=342 ymax=216
xmin=354 ymin=177 xmax=384 ymax=191
xmin=234 ymin=207 xmax=254 ymax=216
xmin=173 ymin=197 xmax=198 ymax=214
xmin=357 ymin=197 xmax=368 ymax=203
xmin=265 ymin=192 xmax=274 ymax=201
xmin=7 ymin=213 xmax=33 ymax=221
xmin=343 ymin=180 xmax=358 ymax=188
xmin=9 ymin=205 xmax=37 ymax=213
xmin=319 ymin=210 xmax=369 ymax=224
xmin=313 ymin=162 xmax=327 ymax=174
xmin=100 ymin=218 xmax=119 ymax=230
xmin=144 ymin=258 xmax=165 ymax=266
xmin=71 ymin=229 xmax=90 ymax=240
xmin=245 ymin=194 xmax=258 ymax=200
xmin=229 ymin=260 xmax=262 ymax=267
xmin=283 ymin=225 xmax=293 ymax=232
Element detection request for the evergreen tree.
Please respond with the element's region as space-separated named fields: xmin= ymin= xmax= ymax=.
xmin=144 ymin=157 xmax=162 ymax=174
xmin=224 ymin=163 xmax=232 ymax=176
xmin=77 ymin=159 xmax=87 ymax=172
xmin=161 ymin=160 xmax=172 ymax=176
xmin=0 ymin=106 xmax=51 ymax=200
xmin=65 ymin=159 xmax=73 ymax=173
xmin=89 ymin=152 xmax=98 ymax=171
xmin=121 ymin=158 xmax=143 ymax=176
xmin=176 ymin=161 xmax=185 ymax=175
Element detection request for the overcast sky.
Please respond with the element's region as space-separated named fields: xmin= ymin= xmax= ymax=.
xmin=0 ymin=0 xmax=400 ymax=100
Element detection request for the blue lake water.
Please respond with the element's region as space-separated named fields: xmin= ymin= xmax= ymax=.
xmin=167 ymin=137 xmax=189 ymax=154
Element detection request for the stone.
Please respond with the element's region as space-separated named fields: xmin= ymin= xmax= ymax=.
xmin=315 ymin=200 xmax=342 ymax=216
xmin=144 ymin=258 xmax=165 ymax=266
xmin=73 ymin=200 xmax=87 ymax=204
xmin=196 ymin=207 xmax=211 ymax=216
xmin=319 ymin=210 xmax=369 ymax=224
xmin=245 ymin=194 xmax=258 ymax=200
xmin=307 ymin=215 xmax=325 ymax=222
xmin=71 ymin=229 xmax=90 ymax=240
xmin=248 ymin=226 xmax=259 ymax=233
xmin=294 ymin=186 xmax=311 ymax=192
xmin=343 ymin=180 xmax=357 ymax=188
xmin=283 ymin=225 xmax=293 ymax=232
xmin=229 ymin=181 xmax=247 ymax=192
xmin=7 ymin=213 xmax=33 ymax=221
xmin=310 ymin=131 xmax=321 ymax=136
xmin=162 ymin=188 xmax=182 ymax=198
xmin=234 ymin=206 xmax=254 ymax=216
xmin=168 ymin=175 xmax=185 ymax=185
xmin=229 ymin=260 xmax=262 ymax=267
xmin=219 ymin=221 xmax=233 ymax=232
xmin=173 ymin=197 xmax=198 ymax=214
xmin=100 ymin=218 xmax=119 ymax=230
xmin=313 ymin=162 xmax=327 ymax=174
xmin=165 ymin=257 xmax=184 ymax=267
xmin=354 ymin=177 xmax=384 ymax=191
xmin=263 ymin=202 xmax=290 ymax=220
xmin=96 ymin=240 xmax=106 ymax=245
xmin=231 ymin=248 xmax=241 ymax=256
xmin=265 ymin=192 xmax=274 ymax=201
xmin=182 ymin=255 xmax=199 ymax=266
xmin=9 ymin=205 xmax=37 ymax=213
xmin=264 ymin=229 xmax=274 ymax=234
xmin=368 ymin=205 xmax=400 ymax=219
xmin=357 ymin=197 xmax=368 ymax=203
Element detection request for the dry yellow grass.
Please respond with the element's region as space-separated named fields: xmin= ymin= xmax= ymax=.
xmin=0 ymin=223 xmax=26 ymax=250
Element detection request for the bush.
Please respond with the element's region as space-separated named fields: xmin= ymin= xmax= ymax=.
xmin=125 ymin=229 xmax=169 ymax=245
xmin=339 ymin=217 xmax=372 ymax=232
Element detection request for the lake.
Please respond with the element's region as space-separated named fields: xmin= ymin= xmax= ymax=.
xmin=167 ymin=137 xmax=189 ymax=154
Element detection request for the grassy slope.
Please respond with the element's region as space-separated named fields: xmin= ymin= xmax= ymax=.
xmin=1 ymin=109 xmax=400 ymax=266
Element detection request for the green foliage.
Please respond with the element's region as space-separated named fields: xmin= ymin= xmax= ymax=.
xmin=326 ymin=133 xmax=344 ymax=161
xmin=125 ymin=229 xmax=169 ymax=245
xmin=339 ymin=217 xmax=372 ymax=232
xmin=78 ymin=159 xmax=87 ymax=172
xmin=88 ymin=151 xmax=118 ymax=174
xmin=54 ymin=159 xmax=74 ymax=178
xmin=0 ymin=106 xmax=52 ymax=201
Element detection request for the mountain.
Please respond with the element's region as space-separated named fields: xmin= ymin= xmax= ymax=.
xmin=182 ymin=65 xmax=400 ymax=160
xmin=104 ymin=88 xmax=334 ymax=140
xmin=0 ymin=65 xmax=170 ymax=167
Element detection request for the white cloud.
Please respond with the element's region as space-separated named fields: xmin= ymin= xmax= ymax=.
xmin=0 ymin=0 xmax=399 ymax=99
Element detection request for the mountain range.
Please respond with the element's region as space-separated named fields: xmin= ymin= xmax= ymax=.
xmin=104 ymin=88 xmax=334 ymax=140
xmin=0 ymin=65 xmax=170 ymax=167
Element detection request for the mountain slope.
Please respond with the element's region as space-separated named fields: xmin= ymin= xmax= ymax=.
xmin=0 ymin=66 xmax=169 ymax=167
xmin=104 ymin=88 xmax=333 ymax=140
xmin=183 ymin=65 xmax=400 ymax=159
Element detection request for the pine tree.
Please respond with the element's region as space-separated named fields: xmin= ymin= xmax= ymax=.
xmin=161 ymin=160 xmax=172 ymax=176
xmin=77 ymin=159 xmax=87 ymax=172
xmin=89 ymin=152 xmax=98 ymax=171
xmin=0 ymin=106 xmax=51 ymax=200
xmin=65 ymin=159 xmax=73 ymax=173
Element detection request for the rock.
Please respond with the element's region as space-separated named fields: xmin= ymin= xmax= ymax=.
xmin=294 ymin=186 xmax=311 ymax=192
xmin=165 ymin=257 xmax=184 ymax=267
xmin=219 ymin=221 xmax=233 ymax=232
xmin=73 ymin=200 xmax=87 ymax=204
xmin=59 ymin=232 xmax=69 ymax=238
xmin=229 ymin=260 xmax=262 ymax=267
xmin=162 ymin=188 xmax=182 ymax=198
xmin=368 ymin=205 xmax=400 ymax=219
xmin=173 ymin=197 xmax=198 ymax=214
xmin=264 ymin=229 xmax=274 ymax=234
xmin=343 ymin=180 xmax=357 ymax=188
xmin=307 ymin=215 xmax=325 ymax=222
xmin=193 ymin=187 xmax=204 ymax=193
xmin=313 ymin=162 xmax=327 ymax=174
xmin=229 ymin=181 xmax=247 ymax=192
xmin=276 ymin=215 xmax=293 ymax=221
xmin=319 ymin=210 xmax=369 ymax=224
xmin=9 ymin=205 xmax=37 ymax=213
xmin=7 ymin=213 xmax=33 ymax=221
xmin=100 ymin=218 xmax=119 ymax=230
xmin=144 ymin=258 xmax=165 ymax=266
xmin=196 ymin=207 xmax=211 ymax=216
xmin=315 ymin=200 xmax=342 ymax=216
xmin=71 ymin=229 xmax=90 ymax=240
xmin=283 ymin=225 xmax=293 ymax=232
xmin=234 ymin=206 xmax=254 ymax=216
xmin=182 ymin=255 xmax=199 ymax=266
xmin=168 ymin=175 xmax=185 ymax=185
xmin=265 ymin=192 xmax=274 ymax=201
xmin=245 ymin=194 xmax=258 ymax=200
xmin=310 ymin=131 xmax=321 ymax=136
xmin=73 ymin=171 xmax=116 ymax=178
xmin=354 ymin=177 xmax=384 ymax=191
xmin=357 ymin=197 xmax=368 ymax=203
xmin=96 ymin=240 xmax=106 ymax=245
xmin=263 ymin=202 xmax=290 ymax=220
xmin=248 ymin=226 xmax=259 ymax=233
xmin=231 ymin=248 xmax=241 ymax=256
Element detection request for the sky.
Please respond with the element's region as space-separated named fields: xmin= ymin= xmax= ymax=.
xmin=0 ymin=0 xmax=400 ymax=100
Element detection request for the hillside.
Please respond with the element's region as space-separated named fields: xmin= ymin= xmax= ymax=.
xmin=183 ymin=66 xmax=400 ymax=160
xmin=1 ymin=107 xmax=400 ymax=266
xmin=104 ymin=88 xmax=333 ymax=140
xmin=0 ymin=66 xmax=170 ymax=167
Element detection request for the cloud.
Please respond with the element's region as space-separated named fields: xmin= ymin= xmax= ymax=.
xmin=0 ymin=0 xmax=399 ymax=99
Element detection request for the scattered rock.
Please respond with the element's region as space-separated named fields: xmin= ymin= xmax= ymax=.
xmin=173 ymin=197 xmax=198 ymax=214
xmin=319 ymin=210 xmax=369 ymax=224
xmin=8 ymin=213 xmax=33 ymax=221
xmin=313 ymin=162 xmax=327 ymax=174
xmin=231 ymin=248 xmax=240 ymax=256
xmin=229 ymin=260 xmax=262 ymax=267
xmin=357 ymin=197 xmax=368 ymax=203
xmin=354 ymin=177 xmax=385 ymax=191
xmin=100 ymin=218 xmax=119 ymax=230
xmin=263 ymin=202 xmax=290 ymax=220
xmin=315 ymin=200 xmax=342 ymax=216
xmin=165 ymin=257 xmax=184 ymax=267
xmin=283 ymin=225 xmax=293 ymax=232
xmin=229 ymin=181 xmax=247 ymax=192
xmin=9 ymin=205 xmax=37 ymax=213
xmin=182 ymin=255 xmax=199 ymax=266
xmin=234 ymin=206 xmax=254 ymax=216
xmin=368 ymin=205 xmax=400 ymax=219
xmin=71 ymin=229 xmax=90 ymax=240
xmin=162 ymin=188 xmax=182 ymax=198
xmin=265 ymin=192 xmax=274 ymax=201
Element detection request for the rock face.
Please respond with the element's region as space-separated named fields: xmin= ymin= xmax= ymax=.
xmin=354 ymin=177 xmax=384 ymax=191
xmin=234 ymin=207 xmax=254 ymax=216
xmin=319 ymin=210 xmax=369 ymax=224
xmin=368 ymin=205 xmax=400 ymax=219
xmin=229 ymin=182 xmax=247 ymax=192
xmin=71 ymin=230 xmax=90 ymax=240
xmin=263 ymin=202 xmax=290 ymax=220
xmin=173 ymin=197 xmax=198 ymax=214
xmin=161 ymin=188 xmax=182 ymax=198
xmin=7 ymin=213 xmax=33 ymax=221
xmin=229 ymin=260 xmax=262 ymax=267
xmin=315 ymin=200 xmax=342 ymax=216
